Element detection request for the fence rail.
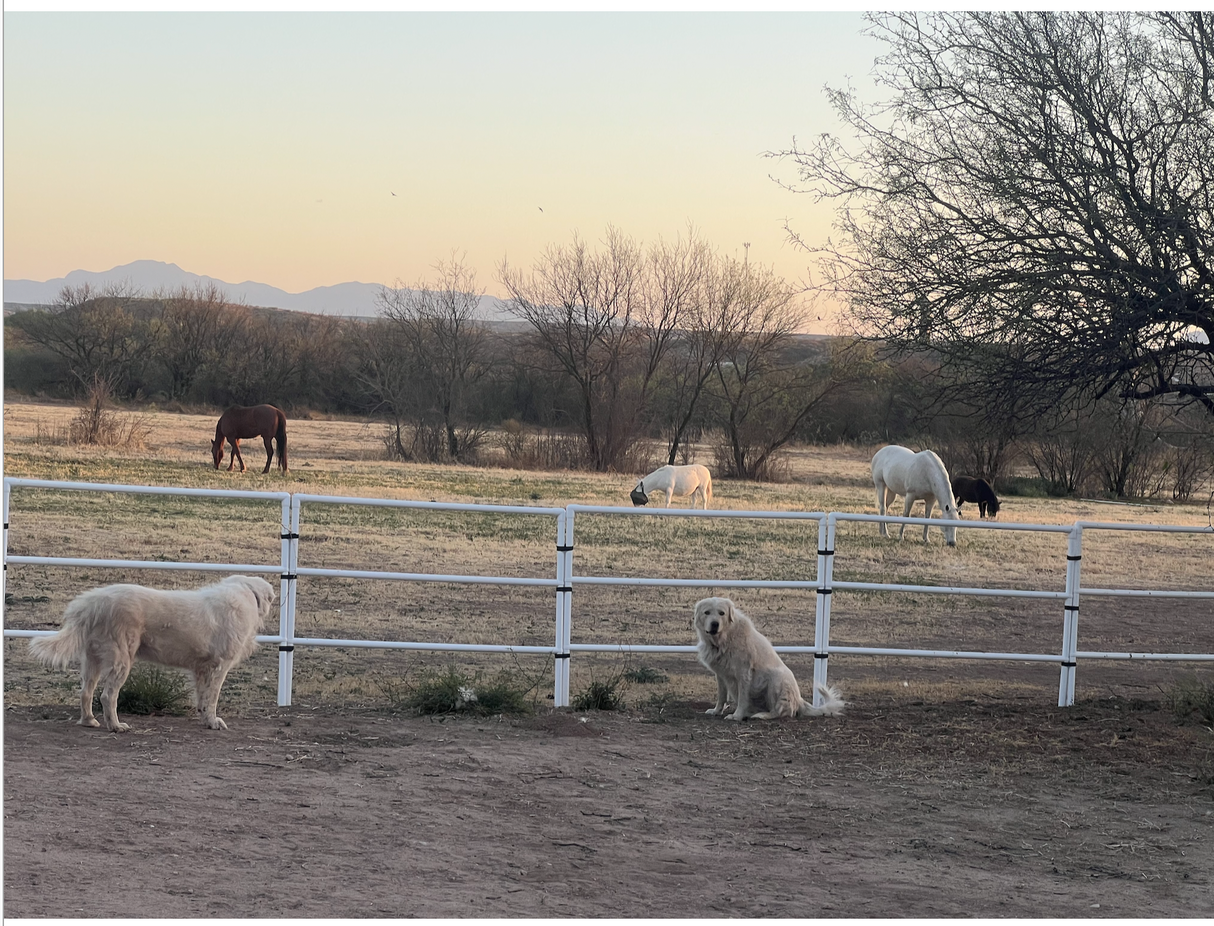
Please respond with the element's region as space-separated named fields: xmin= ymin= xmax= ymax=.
xmin=4 ymin=478 xmax=1212 ymax=710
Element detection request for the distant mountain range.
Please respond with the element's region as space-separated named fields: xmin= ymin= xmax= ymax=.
xmin=2 ymin=259 xmax=514 ymax=320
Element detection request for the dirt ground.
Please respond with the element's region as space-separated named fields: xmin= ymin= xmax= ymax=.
xmin=4 ymin=693 xmax=1212 ymax=919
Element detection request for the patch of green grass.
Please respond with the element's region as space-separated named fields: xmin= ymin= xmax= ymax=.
xmin=110 ymin=664 xmax=193 ymax=716
xmin=623 ymin=664 xmax=669 ymax=685
xmin=386 ymin=664 xmax=533 ymax=716
xmin=571 ymin=670 xmax=629 ymax=711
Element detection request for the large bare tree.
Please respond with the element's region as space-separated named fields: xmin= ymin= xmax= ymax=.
xmin=500 ymin=228 xmax=687 ymax=471
xmin=777 ymin=12 xmax=1214 ymax=421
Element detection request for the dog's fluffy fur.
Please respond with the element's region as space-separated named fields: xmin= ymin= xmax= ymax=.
xmin=29 ymin=575 xmax=276 ymax=732
xmin=694 ymin=596 xmax=844 ymax=721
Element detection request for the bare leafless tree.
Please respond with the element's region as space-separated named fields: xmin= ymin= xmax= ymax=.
xmin=707 ymin=263 xmax=861 ymax=480
xmin=153 ymin=282 xmax=245 ymax=400
xmin=18 ymin=281 xmax=148 ymax=394
xmin=371 ymin=258 xmax=491 ymax=462
xmin=776 ymin=12 xmax=1214 ymax=421
xmin=500 ymin=228 xmax=663 ymax=471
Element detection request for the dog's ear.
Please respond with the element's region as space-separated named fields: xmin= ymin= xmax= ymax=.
xmin=722 ymin=598 xmax=734 ymax=624
xmin=245 ymin=577 xmax=276 ymax=616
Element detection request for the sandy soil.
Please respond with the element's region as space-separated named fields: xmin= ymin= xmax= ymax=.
xmin=4 ymin=694 xmax=1212 ymax=919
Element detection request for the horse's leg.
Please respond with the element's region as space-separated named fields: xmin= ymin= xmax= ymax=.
xmin=665 ymin=487 xmax=674 ymax=507
xmin=262 ymin=435 xmax=273 ymax=474
xmin=922 ymin=497 xmax=936 ymax=542
xmin=232 ymin=439 xmax=246 ymax=473
xmin=876 ymin=483 xmax=891 ymax=538
xmin=899 ymin=494 xmax=916 ymax=541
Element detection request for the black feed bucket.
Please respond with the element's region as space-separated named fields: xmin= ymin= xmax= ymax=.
xmin=630 ymin=485 xmax=649 ymax=506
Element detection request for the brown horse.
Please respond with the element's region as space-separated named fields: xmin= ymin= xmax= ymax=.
xmin=211 ymin=405 xmax=288 ymax=474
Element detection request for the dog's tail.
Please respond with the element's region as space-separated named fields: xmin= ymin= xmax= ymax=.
xmin=28 ymin=623 xmax=86 ymax=670
xmin=797 ymin=683 xmax=846 ymax=718
xmin=28 ymin=593 xmax=97 ymax=670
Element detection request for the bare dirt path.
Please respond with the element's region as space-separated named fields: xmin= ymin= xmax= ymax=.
xmin=5 ymin=695 xmax=1211 ymax=918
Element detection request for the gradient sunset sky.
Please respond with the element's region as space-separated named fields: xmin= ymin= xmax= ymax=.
xmin=3 ymin=10 xmax=883 ymax=331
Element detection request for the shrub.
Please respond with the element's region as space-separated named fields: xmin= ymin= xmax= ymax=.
xmin=111 ymin=664 xmax=192 ymax=716
xmin=69 ymin=376 xmax=150 ymax=448
xmin=571 ymin=671 xmax=628 ymax=711
xmin=393 ymin=665 xmax=531 ymax=716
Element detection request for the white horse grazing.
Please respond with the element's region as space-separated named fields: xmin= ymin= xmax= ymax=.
xmin=631 ymin=464 xmax=713 ymax=509
xmin=871 ymin=445 xmax=959 ymax=546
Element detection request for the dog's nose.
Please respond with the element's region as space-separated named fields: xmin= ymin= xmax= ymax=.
xmin=707 ymin=621 xmax=719 ymax=634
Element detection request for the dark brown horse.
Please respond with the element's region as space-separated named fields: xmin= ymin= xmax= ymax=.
xmin=212 ymin=405 xmax=288 ymax=474
xmin=951 ymin=475 xmax=1000 ymax=518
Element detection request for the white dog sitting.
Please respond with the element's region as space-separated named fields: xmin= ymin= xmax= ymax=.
xmin=693 ymin=596 xmax=844 ymax=721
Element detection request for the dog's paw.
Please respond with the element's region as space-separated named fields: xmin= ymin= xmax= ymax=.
xmin=207 ymin=716 xmax=229 ymax=730
xmin=705 ymin=707 xmax=723 ymax=716
xmin=77 ymin=717 xmax=101 ymax=728
xmin=726 ymin=712 xmax=745 ymax=722
xmin=108 ymin=721 xmax=130 ymax=733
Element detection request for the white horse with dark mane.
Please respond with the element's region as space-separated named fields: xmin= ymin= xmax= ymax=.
xmin=871 ymin=445 xmax=959 ymax=546
xmin=631 ymin=464 xmax=713 ymax=509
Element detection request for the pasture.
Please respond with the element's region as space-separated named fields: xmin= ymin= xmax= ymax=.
xmin=3 ymin=399 xmax=1213 ymax=917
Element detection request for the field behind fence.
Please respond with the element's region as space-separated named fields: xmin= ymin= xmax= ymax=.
xmin=3 ymin=400 xmax=1213 ymax=716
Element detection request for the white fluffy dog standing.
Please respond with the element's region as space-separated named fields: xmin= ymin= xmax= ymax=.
xmin=693 ymin=596 xmax=844 ymax=721
xmin=29 ymin=575 xmax=276 ymax=733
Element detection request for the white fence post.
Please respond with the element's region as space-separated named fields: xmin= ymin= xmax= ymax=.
xmin=812 ymin=514 xmax=835 ymax=706
xmin=1058 ymin=525 xmax=1083 ymax=707
xmin=2 ymin=479 xmax=11 ymax=605
xmin=553 ymin=514 xmax=570 ymax=708
xmin=555 ymin=509 xmax=574 ymax=707
xmin=277 ymin=495 xmax=300 ymax=707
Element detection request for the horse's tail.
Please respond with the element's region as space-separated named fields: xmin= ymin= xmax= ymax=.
xmin=275 ymin=410 xmax=288 ymax=473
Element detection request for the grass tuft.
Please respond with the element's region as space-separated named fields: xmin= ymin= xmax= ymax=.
xmin=571 ymin=671 xmax=629 ymax=712
xmin=111 ymin=664 xmax=193 ymax=716
xmin=388 ymin=665 xmax=532 ymax=716
xmin=623 ymin=664 xmax=669 ymax=685
xmin=1164 ymin=676 xmax=1214 ymax=727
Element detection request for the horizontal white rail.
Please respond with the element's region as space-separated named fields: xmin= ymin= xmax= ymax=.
xmin=289 ymin=636 xmax=555 ymax=654
xmin=2 ymin=477 xmax=290 ymax=502
xmin=831 ymin=580 xmax=1067 ymax=599
xmin=572 ymin=577 xmax=821 ymax=589
xmin=5 ymin=555 xmax=283 ymax=574
xmin=295 ymin=567 xmax=557 ymax=586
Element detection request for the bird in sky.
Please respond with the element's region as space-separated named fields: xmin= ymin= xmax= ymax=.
xmin=538 ymin=206 xmax=544 ymax=212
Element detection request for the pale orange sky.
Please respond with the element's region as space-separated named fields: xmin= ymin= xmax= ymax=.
xmin=3 ymin=11 xmax=882 ymax=332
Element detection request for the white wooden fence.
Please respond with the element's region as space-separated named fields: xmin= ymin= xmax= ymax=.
xmin=4 ymin=478 xmax=1212 ymax=710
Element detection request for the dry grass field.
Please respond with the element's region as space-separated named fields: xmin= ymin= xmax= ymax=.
xmin=4 ymin=398 xmax=1213 ymax=917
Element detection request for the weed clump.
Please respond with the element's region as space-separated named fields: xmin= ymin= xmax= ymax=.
xmin=388 ymin=665 xmax=532 ymax=716
xmin=1165 ymin=676 xmax=1214 ymax=727
xmin=571 ymin=671 xmax=629 ymax=712
xmin=111 ymin=664 xmax=192 ymax=716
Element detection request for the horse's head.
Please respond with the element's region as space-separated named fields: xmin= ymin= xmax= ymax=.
xmin=630 ymin=482 xmax=649 ymax=506
xmin=942 ymin=497 xmax=959 ymax=547
xmin=987 ymin=496 xmax=1001 ymax=519
xmin=211 ymin=437 xmax=224 ymax=469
